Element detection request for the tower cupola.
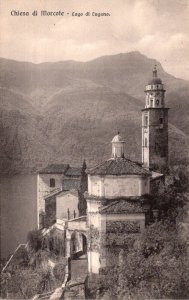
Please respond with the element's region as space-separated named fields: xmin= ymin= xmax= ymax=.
xmin=111 ymin=132 xmax=125 ymax=158
xmin=145 ymin=65 xmax=166 ymax=109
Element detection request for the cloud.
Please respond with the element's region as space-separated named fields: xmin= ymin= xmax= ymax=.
xmin=0 ymin=0 xmax=189 ymax=80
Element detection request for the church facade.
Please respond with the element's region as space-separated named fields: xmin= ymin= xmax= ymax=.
xmin=85 ymin=67 xmax=169 ymax=274
xmin=86 ymin=133 xmax=151 ymax=273
xmin=38 ymin=67 xmax=169 ymax=276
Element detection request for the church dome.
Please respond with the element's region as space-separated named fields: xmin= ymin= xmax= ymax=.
xmin=111 ymin=132 xmax=125 ymax=143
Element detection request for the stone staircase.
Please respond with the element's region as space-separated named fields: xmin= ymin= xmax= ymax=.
xmin=62 ymin=255 xmax=88 ymax=299
xmin=33 ymin=255 xmax=88 ymax=300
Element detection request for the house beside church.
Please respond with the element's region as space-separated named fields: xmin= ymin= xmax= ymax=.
xmin=37 ymin=162 xmax=87 ymax=228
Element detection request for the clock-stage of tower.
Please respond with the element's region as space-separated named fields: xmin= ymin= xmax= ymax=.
xmin=142 ymin=66 xmax=169 ymax=174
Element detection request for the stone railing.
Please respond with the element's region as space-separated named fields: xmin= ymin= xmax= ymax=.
xmin=2 ymin=244 xmax=26 ymax=273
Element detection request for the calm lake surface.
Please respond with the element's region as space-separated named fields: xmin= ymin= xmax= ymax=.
xmin=0 ymin=174 xmax=37 ymax=259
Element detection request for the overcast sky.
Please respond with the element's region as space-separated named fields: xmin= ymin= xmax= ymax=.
xmin=0 ymin=0 xmax=189 ymax=80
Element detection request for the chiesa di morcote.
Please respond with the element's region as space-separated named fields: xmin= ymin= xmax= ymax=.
xmin=37 ymin=66 xmax=169 ymax=274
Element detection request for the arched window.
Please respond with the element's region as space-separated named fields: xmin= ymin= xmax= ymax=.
xmin=144 ymin=114 xmax=148 ymax=127
xmin=50 ymin=178 xmax=55 ymax=187
xmin=145 ymin=138 xmax=148 ymax=147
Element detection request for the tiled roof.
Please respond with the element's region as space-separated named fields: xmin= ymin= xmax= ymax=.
xmin=87 ymin=158 xmax=150 ymax=176
xmin=39 ymin=164 xmax=69 ymax=174
xmin=65 ymin=167 xmax=82 ymax=177
xmin=62 ymin=178 xmax=81 ymax=191
xmin=100 ymin=199 xmax=144 ymax=214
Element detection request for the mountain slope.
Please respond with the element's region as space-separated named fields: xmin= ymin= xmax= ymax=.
xmin=0 ymin=52 xmax=188 ymax=174
xmin=1 ymin=52 xmax=188 ymax=100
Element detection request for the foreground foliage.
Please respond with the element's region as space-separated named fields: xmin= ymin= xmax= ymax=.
xmin=94 ymin=170 xmax=189 ymax=299
xmin=96 ymin=219 xmax=189 ymax=299
xmin=0 ymin=230 xmax=67 ymax=299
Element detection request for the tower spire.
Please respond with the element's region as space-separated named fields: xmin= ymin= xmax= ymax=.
xmin=153 ymin=64 xmax=157 ymax=78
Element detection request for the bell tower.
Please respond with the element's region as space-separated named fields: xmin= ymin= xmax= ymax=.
xmin=142 ymin=66 xmax=169 ymax=173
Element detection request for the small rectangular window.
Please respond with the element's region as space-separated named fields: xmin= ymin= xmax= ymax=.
xmin=50 ymin=178 xmax=55 ymax=187
xmin=159 ymin=118 xmax=163 ymax=124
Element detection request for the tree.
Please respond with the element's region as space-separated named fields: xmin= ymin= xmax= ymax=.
xmin=78 ymin=160 xmax=88 ymax=216
xmin=2 ymin=265 xmax=45 ymax=299
xmin=27 ymin=229 xmax=43 ymax=252
xmin=99 ymin=218 xmax=189 ymax=299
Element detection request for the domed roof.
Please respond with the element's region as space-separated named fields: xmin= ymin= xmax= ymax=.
xmin=87 ymin=157 xmax=151 ymax=176
xmin=148 ymin=77 xmax=162 ymax=85
xmin=111 ymin=132 xmax=125 ymax=143
xmin=148 ymin=65 xmax=162 ymax=85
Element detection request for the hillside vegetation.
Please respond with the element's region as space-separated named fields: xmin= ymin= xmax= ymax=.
xmin=0 ymin=52 xmax=189 ymax=174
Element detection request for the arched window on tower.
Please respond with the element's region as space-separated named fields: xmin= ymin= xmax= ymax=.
xmin=159 ymin=117 xmax=164 ymax=129
xmin=159 ymin=117 xmax=163 ymax=124
xmin=144 ymin=114 xmax=148 ymax=127
xmin=50 ymin=178 xmax=55 ymax=188
xmin=144 ymin=138 xmax=148 ymax=147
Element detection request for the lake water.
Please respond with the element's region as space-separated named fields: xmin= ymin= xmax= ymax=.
xmin=0 ymin=174 xmax=38 ymax=259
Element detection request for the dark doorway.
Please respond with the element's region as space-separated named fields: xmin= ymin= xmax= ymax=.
xmin=70 ymin=232 xmax=76 ymax=259
xmin=82 ymin=234 xmax=87 ymax=254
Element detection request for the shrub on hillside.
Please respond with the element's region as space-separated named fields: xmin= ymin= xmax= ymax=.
xmin=53 ymin=261 xmax=66 ymax=283
xmin=27 ymin=230 xmax=43 ymax=252
xmin=98 ymin=218 xmax=189 ymax=299
xmin=42 ymin=230 xmax=65 ymax=256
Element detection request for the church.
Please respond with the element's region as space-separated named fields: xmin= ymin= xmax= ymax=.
xmin=37 ymin=66 xmax=169 ymax=274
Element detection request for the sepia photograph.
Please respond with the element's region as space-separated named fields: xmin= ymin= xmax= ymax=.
xmin=0 ymin=0 xmax=189 ymax=299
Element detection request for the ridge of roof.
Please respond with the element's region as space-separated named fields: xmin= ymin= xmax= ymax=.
xmin=57 ymin=190 xmax=78 ymax=197
xmin=44 ymin=188 xmax=62 ymax=199
xmin=39 ymin=164 xmax=69 ymax=174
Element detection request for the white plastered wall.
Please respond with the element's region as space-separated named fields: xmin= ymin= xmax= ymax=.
xmin=56 ymin=192 xmax=79 ymax=221
xmin=88 ymin=175 xmax=149 ymax=198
